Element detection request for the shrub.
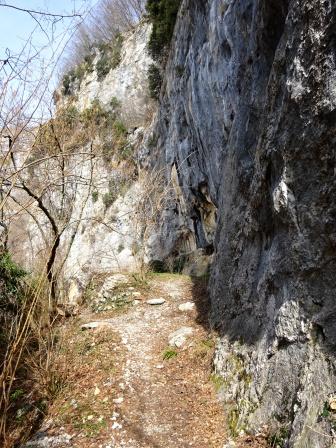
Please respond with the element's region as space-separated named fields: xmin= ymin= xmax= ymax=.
xmin=91 ymin=191 xmax=99 ymax=202
xmin=63 ymin=105 xmax=80 ymax=127
xmin=102 ymin=178 xmax=119 ymax=208
xmin=96 ymin=34 xmax=124 ymax=81
xmin=148 ymin=64 xmax=162 ymax=99
xmin=80 ymin=99 xmax=114 ymax=127
xmin=0 ymin=251 xmax=25 ymax=303
xmin=146 ymin=0 xmax=182 ymax=61
xmin=102 ymin=192 xmax=116 ymax=208
xmin=163 ymin=348 xmax=178 ymax=360
xmin=113 ymin=120 xmax=127 ymax=138
xmin=110 ymin=96 xmax=121 ymax=110
xmin=147 ymin=133 xmax=158 ymax=149
xmin=62 ymin=56 xmax=94 ymax=96
xmin=112 ymin=120 xmax=128 ymax=153
xmin=119 ymin=144 xmax=134 ymax=160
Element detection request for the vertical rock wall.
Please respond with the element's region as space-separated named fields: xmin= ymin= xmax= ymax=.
xmin=155 ymin=0 xmax=336 ymax=444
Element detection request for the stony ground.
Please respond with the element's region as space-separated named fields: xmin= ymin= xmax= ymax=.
xmin=24 ymin=274 xmax=230 ymax=448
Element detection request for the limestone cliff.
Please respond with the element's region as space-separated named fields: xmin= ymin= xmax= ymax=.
xmin=8 ymin=22 xmax=157 ymax=304
xmin=7 ymin=1 xmax=336 ymax=445
xmin=153 ymin=0 xmax=336 ymax=445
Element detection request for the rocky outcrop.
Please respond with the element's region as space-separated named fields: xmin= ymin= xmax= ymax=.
xmin=7 ymin=1 xmax=336 ymax=444
xmin=8 ymin=22 xmax=156 ymax=304
xmin=58 ymin=22 xmax=155 ymax=128
xmin=153 ymin=0 xmax=336 ymax=445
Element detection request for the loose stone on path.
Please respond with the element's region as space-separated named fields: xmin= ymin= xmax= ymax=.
xmin=178 ymin=302 xmax=195 ymax=312
xmin=146 ymin=298 xmax=166 ymax=305
xmin=169 ymin=327 xmax=194 ymax=348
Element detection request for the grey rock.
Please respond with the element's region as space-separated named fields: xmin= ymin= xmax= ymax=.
xmin=22 ymin=433 xmax=72 ymax=447
xmin=178 ymin=302 xmax=195 ymax=312
xmin=150 ymin=0 xmax=336 ymax=445
xmin=146 ymin=298 xmax=166 ymax=305
xmin=168 ymin=327 xmax=194 ymax=348
xmin=81 ymin=321 xmax=113 ymax=330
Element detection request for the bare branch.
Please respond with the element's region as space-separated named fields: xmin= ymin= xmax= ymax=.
xmin=0 ymin=3 xmax=82 ymax=19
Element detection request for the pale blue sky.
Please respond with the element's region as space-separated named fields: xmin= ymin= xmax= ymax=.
xmin=0 ymin=0 xmax=94 ymax=55
xmin=0 ymin=1 xmax=97 ymax=121
xmin=0 ymin=0 xmax=98 ymax=86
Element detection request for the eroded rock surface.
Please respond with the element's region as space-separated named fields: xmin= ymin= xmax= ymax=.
xmin=153 ymin=0 xmax=336 ymax=445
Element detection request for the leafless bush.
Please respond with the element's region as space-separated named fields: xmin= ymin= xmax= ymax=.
xmin=61 ymin=0 xmax=146 ymax=76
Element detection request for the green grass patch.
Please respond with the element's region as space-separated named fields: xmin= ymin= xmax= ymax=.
xmin=163 ymin=348 xmax=178 ymax=360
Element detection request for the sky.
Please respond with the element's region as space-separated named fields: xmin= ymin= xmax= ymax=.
xmin=0 ymin=0 xmax=96 ymax=52
xmin=0 ymin=0 xmax=98 ymax=88
xmin=0 ymin=0 xmax=94 ymax=55
xmin=0 ymin=0 xmax=98 ymax=122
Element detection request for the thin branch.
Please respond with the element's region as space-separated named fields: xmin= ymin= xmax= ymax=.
xmin=0 ymin=3 xmax=82 ymax=19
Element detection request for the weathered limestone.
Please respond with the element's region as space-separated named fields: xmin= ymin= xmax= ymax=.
xmin=153 ymin=0 xmax=336 ymax=444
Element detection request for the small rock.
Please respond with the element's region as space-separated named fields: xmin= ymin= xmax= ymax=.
xmin=178 ymin=302 xmax=195 ymax=312
xmin=132 ymin=292 xmax=141 ymax=297
xmin=112 ymin=422 xmax=122 ymax=430
xmin=329 ymin=396 xmax=336 ymax=411
xmin=94 ymin=386 xmax=101 ymax=396
xmin=169 ymin=327 xmax=194 ymax=348
xmin=23 ymin=433 xmax=72 ymax=447
xmin=146 ymin=298 xmax=166 ymax=305
xmin=223 ymin=440 xmax=236 ymax=448
xmin=156 ymin=364 xmax=164 ymax=369
xmin=81 ymin=321 xmax=113 ymax=330
xmin=134 ymin=300 xmax=141 ymax=305
xmin=113 ymin=397 xmax=124 ymax=404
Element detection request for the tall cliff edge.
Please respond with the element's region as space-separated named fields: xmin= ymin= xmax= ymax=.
xmin=6 ymin=1 xmax=336 ymax=445
xmin=153 ymin=0 xmax=336 ymax=445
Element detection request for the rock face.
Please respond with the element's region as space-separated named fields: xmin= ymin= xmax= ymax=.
xmin=59 ymin=22 xmax=155 ymax=128
xmin=153 ymin=0 xmax=336 ymax=445
xmin=8 ymin=1 xmax=336 ymax=444
xmin=8 ymin=22 xmax=156 ymax=304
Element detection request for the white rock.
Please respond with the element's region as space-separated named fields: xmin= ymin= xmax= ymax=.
xmin=81 ymin=321 xmax=113 ymax=330
xmin=178 ymin=302 xmax=195 ymax=312
xmin=23 ymin=434 xmax=72 ymax=447
xmin=113 ymin=397 xmax=124 ymax=404
xmin=112 ymin=422 xmax=123 ymax=430
xmin=168 ymin=327 xmax=194 ymax=348
xmin=146 ymin=298 xmax=166 ymax=305
xmin=94 ymin=386 xmax=101 ymax=396
xmin=223 ymin=440 xmax=236 ymax=448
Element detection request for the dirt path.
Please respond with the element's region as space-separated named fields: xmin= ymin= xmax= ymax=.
xmin=100 ymin=275 xmax=227 ymax=447
xmin=25 ymin=274 xmax=228 ymax=448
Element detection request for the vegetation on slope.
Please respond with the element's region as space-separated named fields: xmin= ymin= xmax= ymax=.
xmin=146 ymin=0 xmax=182 ymax=99
xmin=146 ymin=0 xmax=182 ymax=61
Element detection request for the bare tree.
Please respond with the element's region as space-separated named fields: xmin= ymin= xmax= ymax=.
xmin=60 ymin=0 xmax=146 ymax=76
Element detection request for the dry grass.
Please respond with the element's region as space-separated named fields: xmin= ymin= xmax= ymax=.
xmin=34 ymin=322 xmax=126 ymax=447
xmin=0 ymin=273 xmax=55 ymax=447
xmin=0 ymin=271 xmax=273 ymax=447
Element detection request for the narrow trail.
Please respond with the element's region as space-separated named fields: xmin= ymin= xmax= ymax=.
xmin=26 ymin=274 xmax=228 ymax=448
xmin=101 ymin=276 xmax=226 ymax=447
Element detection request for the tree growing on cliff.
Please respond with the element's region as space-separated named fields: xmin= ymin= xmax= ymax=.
xmin=61 ymin=0 xmax=146 ymax=75
xmin=146 ymin=0 xmax=182 ymax=61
